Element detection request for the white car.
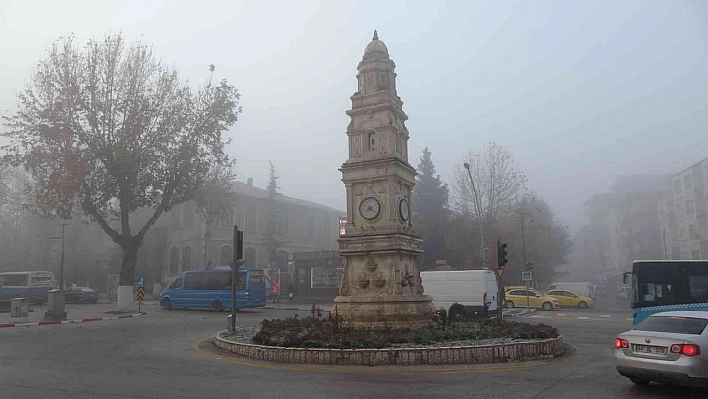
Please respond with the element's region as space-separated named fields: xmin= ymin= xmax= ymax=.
xmin=615 ymin=311 xmax=708 ymax=387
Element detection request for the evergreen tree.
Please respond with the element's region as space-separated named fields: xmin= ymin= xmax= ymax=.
xmin=262 ymin=161 xmax=283 ymax=267
xmin=413 ymin=148 xmax=450 ymax=269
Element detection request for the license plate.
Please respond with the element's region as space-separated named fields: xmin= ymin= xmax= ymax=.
xmin=633 ymin=344 xmax=667 ymax=355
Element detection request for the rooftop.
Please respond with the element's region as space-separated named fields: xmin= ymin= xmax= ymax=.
xmin=231 ymin=181 xmax=344 ymax=215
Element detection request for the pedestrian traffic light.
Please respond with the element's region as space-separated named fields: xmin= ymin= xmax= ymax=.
xmin=525 ymin=262 xmax=534 ymax=271
xmin=497 ymin=240 xmax=508 ymax=268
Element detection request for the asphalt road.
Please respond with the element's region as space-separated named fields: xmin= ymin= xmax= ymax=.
xmin=1 ymin=302 xmax=707 ymax=398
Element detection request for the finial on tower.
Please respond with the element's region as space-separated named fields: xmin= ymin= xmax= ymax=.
xmin=373 ymin=30 xmax=379 ymax=41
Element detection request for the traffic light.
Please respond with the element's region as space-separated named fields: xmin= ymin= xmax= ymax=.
xmin=497 ymin=240 xmax=508 ymax=268
xmin=525 ymin=262 xmax=534 ymax=271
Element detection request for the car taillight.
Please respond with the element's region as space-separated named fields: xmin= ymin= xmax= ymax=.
xmin=615 ymin=338 xmax=629 ymax=349
xmin=669 ymin=343 xmax=700 ymax=356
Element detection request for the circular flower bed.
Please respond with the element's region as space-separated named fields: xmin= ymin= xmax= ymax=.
xmin=238 ymin=314 xmax=559 ymax=350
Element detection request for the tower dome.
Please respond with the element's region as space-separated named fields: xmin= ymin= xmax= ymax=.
xmin=363 ymin=30 xmax=389 ymax=59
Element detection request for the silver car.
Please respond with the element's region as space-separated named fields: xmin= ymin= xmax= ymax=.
xmin=615 ymin=310 xmax=708 ymax=387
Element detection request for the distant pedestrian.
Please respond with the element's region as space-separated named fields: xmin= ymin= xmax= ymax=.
xmin=272 ymin=280 xmax=281 ymax=303
xmin=289 ymin=283 xmax=295 ymax=302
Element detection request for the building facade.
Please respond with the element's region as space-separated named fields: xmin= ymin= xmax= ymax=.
xmin=163 ymin=178 xmax=344 ymax=283
xmin=667 ymin=158 xmax=708 ymax=260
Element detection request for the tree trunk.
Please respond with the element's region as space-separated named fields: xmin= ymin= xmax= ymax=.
xmin=117 ymin=237 xmax=141 ymax=312
xmin=119 ymin=239 xmax=139 ymax=286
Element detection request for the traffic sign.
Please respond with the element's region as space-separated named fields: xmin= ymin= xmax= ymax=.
xmin=136 ymin=287 xmax=145 ymax=301
xmin=496 ymin=268 xmax=505 ymax=278
xmin=522 ymin=271 xmax=533 ymax=281
xmin=435 ymin=259 xmax=447 ymax=265
xmin=288 ymin=253 xmax=294 ymax=266
xmin=137 ymin=276 xmax=145 ymax=288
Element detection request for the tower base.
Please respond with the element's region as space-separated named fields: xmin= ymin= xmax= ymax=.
xmin=333 ymin=295 xmax=435 ymax=328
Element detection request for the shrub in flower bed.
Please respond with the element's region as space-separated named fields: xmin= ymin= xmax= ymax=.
xmin=251 ymin=313 xmax=558 ymax=349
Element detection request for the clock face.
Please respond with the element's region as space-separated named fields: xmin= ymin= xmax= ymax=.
xmin=399 ymin=198 xmax=410 ymax=221
xmin=359 ymin=197 xmax=381 ymax=220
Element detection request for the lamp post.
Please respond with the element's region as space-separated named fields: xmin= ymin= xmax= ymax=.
xmin=462 ymin=162 xmax=487 ymax=268
xmin=49 ymin=223 xmax=70 ymax=289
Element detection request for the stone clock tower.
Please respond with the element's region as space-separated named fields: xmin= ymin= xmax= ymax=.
xmin=333 ymin=31 xmax=434 ymax=327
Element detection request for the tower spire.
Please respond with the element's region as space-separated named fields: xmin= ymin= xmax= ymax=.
xmin=373 ymin=29 xmax=378 ymax=41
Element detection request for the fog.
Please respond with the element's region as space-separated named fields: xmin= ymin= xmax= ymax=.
xmin=1 ymin=0 xmax=707 ymax=230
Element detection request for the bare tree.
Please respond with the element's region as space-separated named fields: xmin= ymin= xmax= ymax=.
xmin=2 ymin=34 xmax=241 ymax=309
xmin=454 ymin=142 xmax=527 ymax=228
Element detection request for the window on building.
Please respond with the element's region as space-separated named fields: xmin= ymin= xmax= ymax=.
xmin=689 ymin=225 xmax=699 ymax=239
xmin=685 ymin=174 xmax=693 ymax=189
xmin=674 ymin=180 xmax=682 ymax=193
xmin=687 ymin=200 xmax=695 ymax=214
xmin=677 ymin=203 xmax=684 ymax=216
xmin=681 ymin=227 xmax=688 ymax=240
xmin=169 ymin=248 xmax=179 ymax=274
xmin=244 ymin=247 xmax=257 ymax=266
xmin=182 ymin=246 xmax=192 ymax=270
xmin=245 ymin=208 xmax=257 ymax=231
xmin=692 ymin=250 xmax=701 ymax=260
xmin=306 ymin=216 xmax=317 ymax=237
xmin=368 ymin=132 xmax=376 ymax=150
xmin=183 ymin=204 xmax=194 ymax=228
xmin=219 ymin=246 xmax=233 ymax=267
xmin=277 ymin=210 xmax=290 ymax=234
xmin=217 ymin=211 xmax=232 ymax=228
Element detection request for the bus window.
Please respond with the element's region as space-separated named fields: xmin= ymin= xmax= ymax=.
xmin=689 ymin=276 xmax=708 ymax=302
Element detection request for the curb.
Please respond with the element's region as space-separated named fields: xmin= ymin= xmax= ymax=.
xmin=502 ymin=308 xmax=536 ymax=319
xmin=214 ymin=331 xmax=564 ymax=366
xmin=0 ymin=312 xmax=147 ymax=329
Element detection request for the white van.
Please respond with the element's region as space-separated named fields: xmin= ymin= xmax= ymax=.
xmin=546 ymin=282 xmax=595 ymax=299
xmin=420 ymin=270 xmax=499 ymax=318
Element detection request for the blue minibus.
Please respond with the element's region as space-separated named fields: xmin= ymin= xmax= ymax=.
xmin=159 ymin=269 xmax=266 ymax=311
xmin=0 ymin=271 xmax=54 ymax=304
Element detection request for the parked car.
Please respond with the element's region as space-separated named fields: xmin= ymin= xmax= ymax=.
xmin=505 ymin=289 xmax=560 ymax=311
xmin=615 ymin=311 xmax=708 ymax=387
xmin=543 ymin=290 xmax=594 ymax=308
xmin=64 ymin=287 xmax=99 ymax=304
xmin=617 ymin=286 xmax=631 ymax=300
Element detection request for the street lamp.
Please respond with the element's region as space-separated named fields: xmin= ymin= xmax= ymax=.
xmin=49 ymin=223 xmax=70 ymax=289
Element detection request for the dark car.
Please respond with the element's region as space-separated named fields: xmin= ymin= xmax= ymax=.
xmin=65 ymin=287 xmax=99 ymax=304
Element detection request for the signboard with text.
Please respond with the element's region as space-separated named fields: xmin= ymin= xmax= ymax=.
xmin=522 ymin=271 xmax=533 ymax=281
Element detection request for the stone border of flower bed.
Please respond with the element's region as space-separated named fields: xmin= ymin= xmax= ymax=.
xmin=213 ymin=331 xmax=564 ymax=366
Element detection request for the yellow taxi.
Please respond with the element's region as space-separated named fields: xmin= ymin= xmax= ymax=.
xmin=504 ymin=288 xmax=560 ymax=311
xmin=543 ymin=289 xmax=594 ymax=309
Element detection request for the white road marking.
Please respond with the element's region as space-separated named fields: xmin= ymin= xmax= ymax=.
xmin=556 ymin=313 xmax=566 ymax=316
xmin=530 ymin=315 xmax=547 ymax=318
xmin=625 ymin=318 xmax=634 ymax=321
xmin=578 ymin=316 xmax=590 ymax=319
xmin=600 ymin=315 xmax=612 ymax=318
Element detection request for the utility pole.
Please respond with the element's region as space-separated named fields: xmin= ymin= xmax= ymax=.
xmin=520 ymin=204 xmax=531 ymax=309
xmin=662 ymin=227 xmax=667 ymax=260
xmin=463 ymin=163 xmax=487 ymax=268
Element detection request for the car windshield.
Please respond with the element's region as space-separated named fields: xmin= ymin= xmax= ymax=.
xmin=634 ymin=316 xmax=708 ymax=335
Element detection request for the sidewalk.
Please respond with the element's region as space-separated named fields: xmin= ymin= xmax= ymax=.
xmin=0 ymin=302 xmax=147 ymax=326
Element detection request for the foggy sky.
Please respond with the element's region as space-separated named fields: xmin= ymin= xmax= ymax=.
xmin=1 ymin=0 xmax=707 ymax=231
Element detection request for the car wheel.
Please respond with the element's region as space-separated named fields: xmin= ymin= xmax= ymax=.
xmin=542 ymin=302 xmax=553 ymax=311
xmin=448 ymin=304 xmax=466 ymax=321
xmin=212 ymin=301 xmax=223 ymax=312
xmin=629 ymin=377 xmax=650 ymax=386
xmin=578 ymin=301 xmax=587 ymax=309
xmin=506 ymin=301 xmax=515 ymax=308
xmin=161 ymin=298 xmax=172 ymax=310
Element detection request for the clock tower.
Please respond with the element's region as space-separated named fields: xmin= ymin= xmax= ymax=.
xmin=333 ymin=31 xmax=434 ymax=327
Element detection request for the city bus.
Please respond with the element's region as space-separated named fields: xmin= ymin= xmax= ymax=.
xmin=159 ymin=268 xmax=266 ymax=311
xmin=625 ymin=260 xmax=708 ymax=326
xmin=0 ymin=271 xmax=55 ymax=304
